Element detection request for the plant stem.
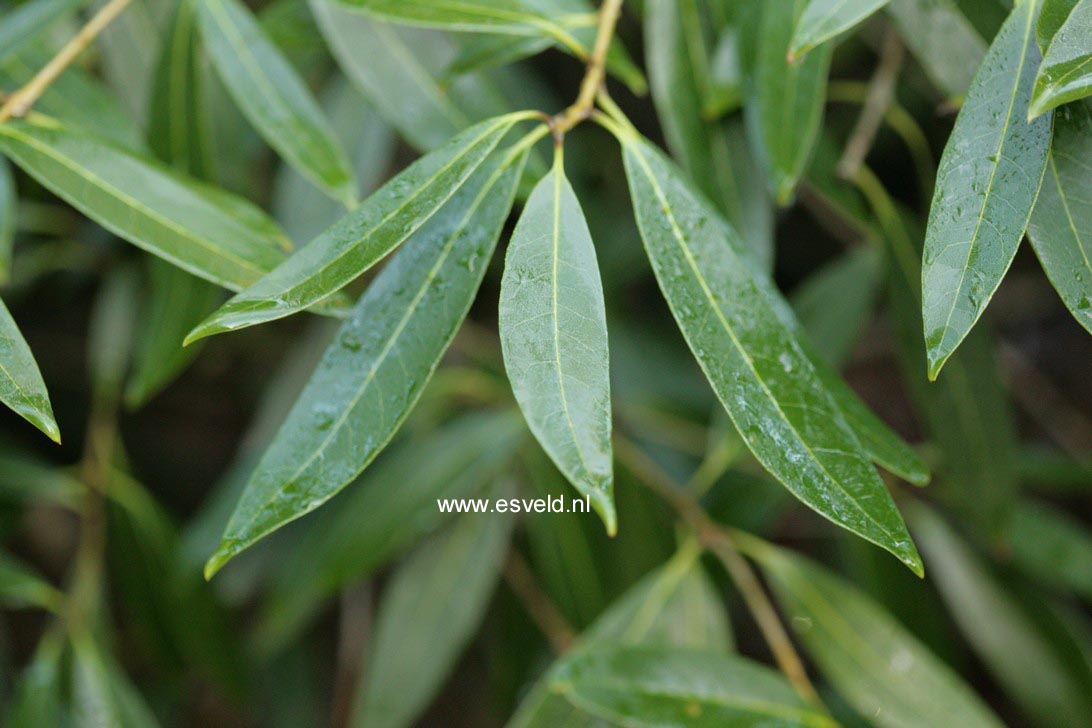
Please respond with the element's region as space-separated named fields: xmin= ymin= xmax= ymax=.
xmin=503 ymin=550 xmax=576 ymax=653
xmin=0 ymin=0 xmax=134 ymax=122
xmin=836 ymin=31 xmax=904 ymax=180
xmin=552 ymin=0 xmax=624 ymax=137
xmin=614 ymin=434 xmax=825 ymax=708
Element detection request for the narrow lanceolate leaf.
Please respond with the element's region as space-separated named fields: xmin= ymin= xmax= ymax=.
xmin=330 ymin=0 xmax=560 ymax=35
xmin=0 ymin=550 xmax=64 ymax=612
xmin=351 ymin=504 xmax=514 ymax=728
xmin=197 ymin=0 xmax=357 ymax=205
xmin=790 ymin=0 xmax=891 ymax=59
xmin=886 ymin=0 xmax=986 ymax=100
xmin=187 ymin=113 xmax=532 ymax=343
xmin=921 ymin=0 xmax=1052 ymax=380
xmin=1028 ymin=100 xmax=1092 ymax=333
xmin=747 ymin=0 xmax=832 ymax=204
xmin=500 ymin=154 xmax=613 ymax=533
xmin=0 ymin=117 xmax=290 ymax=290
xmin=5 ymin=635 xmax=66 ymax=728
xmin=0 ymin=157 xmax=13 ymax=281
xmin=0 ymin=0 xmax=85 ymax=64
xmin=618 ymin=131 xmax=922 ymax=574
xmin=550 ymin=646 xmax=836 ymax=728
xmin=745 ymin=538 xmax=1004 ymax=728
xmin=1007 ymin=500 xmax=1092 ymax=602
xmin=71 ymin=637 xmax=159 ymax=728
xmin=910 ymin=503 xmax=1092 ymax=726
xmin=1030 ymin=0 xmax=1092 ymax=118
xmin=205 ymin=144 xmax=529 ymax=578
xmin=0 ymin=298 xmax=59 ymax=443
xmin=1037 ymin=0 xmax=1079 ymax=52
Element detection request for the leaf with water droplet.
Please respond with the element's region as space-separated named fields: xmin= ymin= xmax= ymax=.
xmin=922 ymin=0 xmax=1052 ymax=380
xmin=1029 ymin=0 xmax=1092 ymax=118
xmin=743 ymin=535 xmax=1005 ymax=728
xmin=204 ymin=142 xmax=529 ymax=578
xmin=616 ymin=129 xmax=922 ymax=575
xmin=500 ymin=149 xmax=614 ymax=533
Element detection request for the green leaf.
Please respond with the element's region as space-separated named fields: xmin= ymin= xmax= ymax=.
xmin=0 ymin=156 xmax=12 ymax=281
xmin=0 ymin=116 xmax=291 ymax=291
xmin=1007 ymin=500 xmax=1092 ymax=602
xmin=886 ymin=0 xmax=986 ymax=100
xmin=921 ymin=0 xmax=1052 ymax=380
xmin=93 ymin=0 xmax=159 ymax=123
xmin=1027 ymin=100 xmax=1092 ymax=333
xmin=261 ymin=411 xmax=525 ymax=645
xmin=0 ymin=550 xmax=63 ymax=612
xmin=500 ymin=153 xmax=614 ymax=533
xmin=0 ymin=296 xmax=59 ymax=442
xmin=0 ymin=447 xmax=82 ymax=506
xmin=329 ymin=0 xmax=562 ymax=36
xmin=549 ymin=645 xmax=836 ymax=727
xmin=617 ymin=130 xmax=922 ymax=574
xmin=351 ymin=502 xmax=514 ymax=728
xmin=204 ymin=141 xmax=530 ymax=578
xmin=1030 ymin=0 xmax=1092 ymax=118
xmin=791 ymin=0 xmax=891 ymax=59
xmin=1038 ymin=0 xmax=1079 ymax=51
xmin=186 ymin=113 xmax=533 ymax=343
xmin=744 ymin=537 xmax=1004 ymax=728
xmin=0 ymin=0 xmax=85 ymax=64
xmin=197 ymin=0 xmax=358 ymax=205
xmin=71 ymin=636 xmax=160 ymax=728
xmin=747 ymin=0 xmax=832 ymax=205
xmin=909 ymin=502 xmax=1092 ymax=726
xmin=704 ymin=27 xmax=743 ymax=118
xmin=5 ymin=634 xmax=67 ymax=728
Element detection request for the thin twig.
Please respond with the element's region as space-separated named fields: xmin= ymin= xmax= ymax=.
xmin=330 ymin=583 xmax=373 ymax=728
xmin=614 ymin=434 xmax=825 ymax=708
xmin=503 ymin=550 xmax=576 ymax=653
xmin=552 ymin=0 xmax=624 ymax=137
xmin=0 ymin=0 xmax=134 ymax=122
xmin=837 ymin=30 xmax=904 ymax=180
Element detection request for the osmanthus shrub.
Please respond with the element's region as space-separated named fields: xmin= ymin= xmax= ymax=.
xmin=0 ymin=0 xmax=1089 ymax=725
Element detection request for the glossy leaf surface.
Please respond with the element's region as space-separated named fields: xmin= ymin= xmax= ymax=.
xmin=1027 ymin=100 xmax=1092 ymax=333
xmin=1030 ymin=0 xmax=1092 ymax=118
xmin=790 ymin=0 xmax=891 ymax=59
xmin=619 ymin=131 xmax=922 ymax=573
xmin=921 ymin=0 xmax=1052 ymax=379
xmin=205 ymin=145 xmax=527 ymax=577
xmin=197 ymin=0 xmax=358 ymax=205
xmin=187 ymin=113 xmax=530 ymax=342
xmin=1037 ymin=0 xmax=1079 ymax=51
xmin=0 ymin=298 xmax=59 ymax=442
xmin=500 ymin=157 xmax=613 ymax=532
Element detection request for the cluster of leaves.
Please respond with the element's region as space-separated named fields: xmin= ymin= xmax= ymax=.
xmin=0 ymin=0 xmax=1089 ymax=725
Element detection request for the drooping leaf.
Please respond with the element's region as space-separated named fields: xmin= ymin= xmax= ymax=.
xmin=0 ymin=296 xmax=59 ymax=442
xmin=921 ymin=0 xmax=1052 ymax=380
xmin=0 ymin=116 xmax=291 ymax=290
xmin=350 ymin=501 xmax=514 ymax=728
xmin=500 ymin=154 xmax=614 ymax=532
xmin=745 ymin=537 xmax=1004 ymax=728
xmin=187 ymin=113 xmax=533 ymax=343
xmin=0 ymin=0 xmax=85 ymax=65
xmin=204 ymin=142 xmax=530 ymax=578
xmin=261 ymin=411 xmax=525 ymax=645
xmin=886 ymin=0 xmax=986 ymax=101
xmin=790 ymin=0 xmax=891 ymax=59
xmin=746 ymin=0 xmax=832 ymax=205
xmin=197 ymin=0 xmax=358 ymax=205
xmin=0 ymin=550 xmax=63 ymax=612
xmin=910 ymin=502 xmax=1092 ymax=726
xmin=549 ymin=645 xmax=836 ymax=727
xmin=1027 ymin=100 xmax=1092 ymax=333
xmin=0 ymin=156 xmax=12 ymax=281
xmin=1030 ymin=0 xmax=1092 ymax=118
xmin=1038 ymin=0 xmax=1079 ymax=51
xmin=1007 ymin=500 xmax=1092 ymax=602
xmin=617 ymin=130 xmax=922 ymax=573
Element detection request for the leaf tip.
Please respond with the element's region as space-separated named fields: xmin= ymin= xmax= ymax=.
xmin=204 ymin=547 xmax=234 ymax=581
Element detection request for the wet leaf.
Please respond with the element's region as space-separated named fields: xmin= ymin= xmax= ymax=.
xmin=197 ymin=0 xmax=358 ymax=205
xmin=549 ymin=645 xmax=836 ymax=727
xmin=204 ymin=143 xmax=529 ymax=578
xmin=186 ymin=113 xmax=532 ymax=342
xmin=618 ymin=130 xmax=922 ymax=574
xmin=1037 ymin=0 xmax=1079 ymax=52
xmin=0 ymin=116 xmax=291 ymax=290
xmin=791 ymin=0 xmax=891 ymax=59
xmin=747 ymin=0 xmax=832 ymax=204
xmin=921 ymin=0 xmax=1052 ymax=379
xmin=0 ymin=297 xmax=59 ymax=442
xmin=500 ymin=154 xmax=613 ymax=532
xmin=1027 ymin=100 xmax=1092 ymax=333
xmin=351 ymin=502 xmax=514 ymax=728
xmin=746 ymin=538 xmax=1004 ymax=728
xmin=1029 ymin=0 xmax=1092 ymax=118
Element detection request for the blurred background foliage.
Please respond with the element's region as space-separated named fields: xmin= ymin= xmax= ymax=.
xmin=0 ymin=0 xmax=1089 ymax=726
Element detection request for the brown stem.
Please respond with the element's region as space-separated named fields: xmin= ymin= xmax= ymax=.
xmin=614 ymin=435 xmax=825 ymax=708
xmin=0 ymin=0 xmax=134 ymax=122
xmin=552 ymin=0 xmax=624 ymax=136
xmin=837 ymin=30 xmax=904 ymax=180
xmin=503 ymin=550 xmax=576 ymax=653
